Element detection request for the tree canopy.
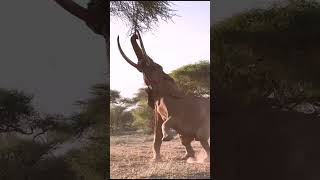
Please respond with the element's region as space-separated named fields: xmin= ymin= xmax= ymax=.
xmin=0 ymin=83 xmax=108 ymax=179
xmin=170 ymin=60 xmax=210 ymax=97
xmin=213 ymin=0 xmax=320 ymax=111
xmin=110 ymin=1 xmax=177 ymax=34
xmin=53 ymin=1 xmax=177 ymax=37
xmin=0 ymin=89 xmax=34 ymax=134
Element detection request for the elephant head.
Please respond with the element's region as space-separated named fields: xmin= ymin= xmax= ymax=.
xmin=117 ymin=31 xmax=153 ymax=71
xmin=117 ymin=31 xmax=184 ymax=98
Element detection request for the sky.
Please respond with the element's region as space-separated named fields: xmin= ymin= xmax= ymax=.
xmin=110 ymin=1 xmax=210 ymax=98
xmin=0 ymin=1 xmax=106 ymax=115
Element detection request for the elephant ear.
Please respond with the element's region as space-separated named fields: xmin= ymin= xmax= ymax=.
xmin=166 ymin=82 xmax=185 ymax=98
xmin=160 ymin=76 xmax=185 ymax=98
xmin=145 ymin=87 xmax=155 ymax=108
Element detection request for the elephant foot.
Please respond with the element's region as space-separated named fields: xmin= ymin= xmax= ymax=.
xmin=203 ymin=156 xmax=210 ymax=162
xmin=151 ymin=156 xmax=162 ymax=163
xmin=162 ymin=134 xmax=174 ymax=141
xmin=204 ymin=153 xmax=210 ymax=162
xmin=181 ymin=153 xmax=195 ymax=160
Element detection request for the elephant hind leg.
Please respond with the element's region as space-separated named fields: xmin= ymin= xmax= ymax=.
xmin=200 ymin=139 xmax=210 ymax=161
xmin=180 ymin=135 xmax=195 ymax=160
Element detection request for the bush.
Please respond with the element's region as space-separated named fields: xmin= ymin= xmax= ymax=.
xmin=130 ymin=99 xmax=153 ymax=134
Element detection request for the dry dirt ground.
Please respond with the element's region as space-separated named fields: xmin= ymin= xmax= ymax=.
xmin=110 ymin=132 xmax=210 ymax=179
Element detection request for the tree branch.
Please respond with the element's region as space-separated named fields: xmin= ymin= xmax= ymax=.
xmin=53 ymin=0 xmax=106 ymax=36
xmin=53 ymin=0 xmax=89 ymax=22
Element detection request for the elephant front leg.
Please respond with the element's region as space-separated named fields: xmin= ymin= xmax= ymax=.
xmin=180 ymin=135 xmax=195 ymax=160
xmin=152 ymin=112 xmax=163 ymax=162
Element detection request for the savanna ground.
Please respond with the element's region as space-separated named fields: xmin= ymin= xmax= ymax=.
xmin=110 ymin=131 xmax=210 ymax=179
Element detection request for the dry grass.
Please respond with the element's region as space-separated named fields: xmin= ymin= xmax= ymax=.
xmin=110 ymin=132 xmax=210 ymax=179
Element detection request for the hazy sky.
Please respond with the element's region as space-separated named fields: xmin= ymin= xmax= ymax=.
xmin=110 ymin=1 xmax=210 ymax=98
xmin=0 ymin=1 xmax=106 ymax=115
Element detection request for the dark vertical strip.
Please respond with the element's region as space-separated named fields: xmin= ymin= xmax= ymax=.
xmin=210 ymin=0 xmax=216 ymax=179
xmin=105 ymin=1 xmax=111 ymax=179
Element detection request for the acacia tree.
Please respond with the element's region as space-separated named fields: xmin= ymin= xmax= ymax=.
xmin=52 ymin=0 xmax=176 ymax=64
xmin=53 ymin=1 xmax=176 ymax=34
xmin=0 ymin=88 xmax=79 ymax=180
xmin=110 ymin=1 xmax=177 ymax=34
xmin=0 ymin=89 xmax=35 ymax=134
xmin=170 ymin=60 xmax=210 ymax=97
xmin=53 ymin=0 xmax=107 ymax=37
xmin=0 ymin=88 xmax=70 ymax=138
xmin=213 ymin=0 xmax=320 ymax=112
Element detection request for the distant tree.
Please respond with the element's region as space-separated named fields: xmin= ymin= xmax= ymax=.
xmin=109 ymin=88 xmax=136 ymax=132
xmin=0 ymin=88 xmax=68 ymax=138
xmin=0 ymin=135 xmax=76 ymax=180
xmin=120 ymin=111 xmax=134 ymax=131
xmin=0 ymin=88 xmax=35 ymax=134
xmin=0 ymin=85 xmax=109 ymax=180
xmin=110 ymin=105 xmax=127 ymax=132
xmin=130 ymin=98 xmax=153 ymax=134
xmin=0 ymin=88 xmax=86 ymax=180
xmin=131 ymin=87 xmax=148 ymax=104
xmin=65 ymin=83 xmax=108 ymax=179
xmin=110 ymin=89 xmax=121 ymax=104
xmin=213 ymin=0 xmax=320 ymax=110
xmin=170 ymin=60 xmax=210 ymax=97
xmin=70 ymin=83 xmax=108 ymax=136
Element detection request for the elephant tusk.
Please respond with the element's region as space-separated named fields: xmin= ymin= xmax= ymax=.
xmin=117 ymin=36 xmax=139 ymax=69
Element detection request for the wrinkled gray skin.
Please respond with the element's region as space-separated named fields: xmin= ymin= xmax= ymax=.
xmin=117 ymin=32 xmax=210 ymax=161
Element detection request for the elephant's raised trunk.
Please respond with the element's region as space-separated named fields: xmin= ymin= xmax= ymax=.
xmin=117 ymin=31 xmax=152 ymax=71
xmin=137 ymin=31 xmax=152 ymax=65
xmin=131 ymin=34 xmax=145 ymax=62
